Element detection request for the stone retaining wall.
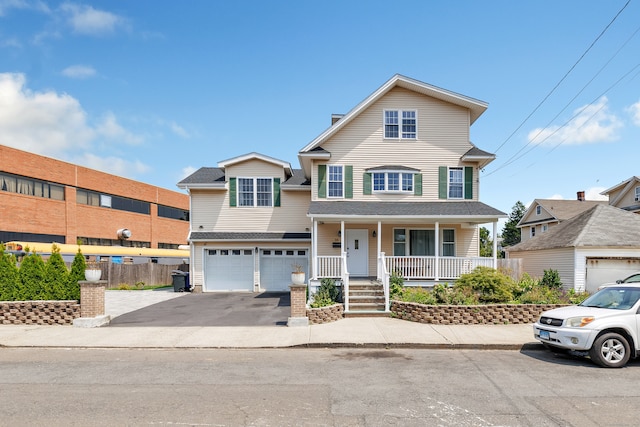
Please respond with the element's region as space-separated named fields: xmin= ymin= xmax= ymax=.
xmin=391 ymin=301 xmax=567 ymax=325
xmin=0 ymin=301 xmax=81 ymax=325
xmin=307 ymin=303 xmax=344 ymax=324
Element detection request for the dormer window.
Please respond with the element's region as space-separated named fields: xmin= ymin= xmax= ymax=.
xmin=635 ymin=186 xmax=640 ymax=202
xmin=384 ymin=110 xmax=416 ymax=139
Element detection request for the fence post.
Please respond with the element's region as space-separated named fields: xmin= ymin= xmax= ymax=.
xmin=73 ymin=280 xmax=110 ymax=328
xmin=288 ymin=284 xmax=308 ymax=327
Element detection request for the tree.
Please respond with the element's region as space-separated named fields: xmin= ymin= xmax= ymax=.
xmin=501 ymin=201 xmax=526 ymax=248
xmin=66 ymin=249 xmax=86 ymax=301
xmin=17 ymin=251 xmax=46 ymax=300
xmin=44 ymin=244 xmax=69 ymax=300
xmin=479 ymin=226 xmax=493 ymax=257
xmin=0 ymin=246 xmax=19 ymax=301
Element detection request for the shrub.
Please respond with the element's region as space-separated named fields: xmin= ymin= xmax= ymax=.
xmin=44 ymin=245 xmax=69 ymax=300
xmin=66 ymin=249 xmax=85 ymax=301
xmin=310 ymin=278 xmax=340 ymax=308
xmin=17 ymin=251 xmax=46 ymax=300
xmin=454 ymin=266 xmax=516 ymax=303
xmin=541 ymin=269 xmax=562 ymax=290
xmin=396 ymin=287 xmax=438 ymax=305
xmin=0 ymin=247 xmax=19 ymax=301
xmin=389 ymin=270 xmax=404 ymax=298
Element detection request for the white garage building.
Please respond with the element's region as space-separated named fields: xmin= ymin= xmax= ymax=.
xmin=506 ymin=204 xmax=640 ymax=293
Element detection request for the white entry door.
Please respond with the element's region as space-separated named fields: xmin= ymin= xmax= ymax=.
xmin=346 ymin=229 xmax=369 ymax=276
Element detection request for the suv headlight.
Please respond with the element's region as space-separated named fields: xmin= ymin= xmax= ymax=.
xmin=566 ymin=316 xmax=595 ymax=327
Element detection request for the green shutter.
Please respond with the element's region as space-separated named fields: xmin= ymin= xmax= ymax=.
xmin=464 ymin=167 xmax=473 ymax=200
xmin=414 ymin=174 xmax=422 ymax=196
xmin=274 ymin=178 xmax=281 ymax=207
xmin=229 ymin=177 xmax=237 ymax=207
xmin=317 ymin=165 xmax=326 ymax=198
xmin=363 ymin=173 xmax=372 ymax=195
xmin=438 ymin=166 xmax=447 ymax=199
xmin=345 ymin=165 xmax=353 ymax=199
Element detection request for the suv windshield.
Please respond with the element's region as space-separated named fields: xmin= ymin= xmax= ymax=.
xmin=579 ymin=287 xmax=640 ymax=310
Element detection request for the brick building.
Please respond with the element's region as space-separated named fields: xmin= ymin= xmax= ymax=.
xmin=0 ymin=145 xmax=189 ymax=249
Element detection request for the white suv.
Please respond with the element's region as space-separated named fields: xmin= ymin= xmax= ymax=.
xmin=534 ymin=284 xmax=640 ymax=368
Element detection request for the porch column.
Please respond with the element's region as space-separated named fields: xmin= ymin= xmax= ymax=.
xmin=434 ymin=221 xmax=440 ymax=281
xmin=313 ymin=219 xmax=318 ymax=280
xmin=377 ymin=221 xmax=382 ymax=280
xmin=492 ymin=221 xmax=498 ymax=269
xmin=340 ymin=221 xmax=345 ymax=251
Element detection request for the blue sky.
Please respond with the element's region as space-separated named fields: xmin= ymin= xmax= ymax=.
xmin=1 ymin=0 xmax=639 ymax=232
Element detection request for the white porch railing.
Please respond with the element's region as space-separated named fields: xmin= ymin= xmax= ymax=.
xmin=385 ymin=256 xmax=494 ymax=281
xmin=341 ymin=251 xmax=350 ymax=312
xmin=378 ymin=251 xmax=390 ymax=311
xmin=316 ymin=256 xmax=343 ymax=278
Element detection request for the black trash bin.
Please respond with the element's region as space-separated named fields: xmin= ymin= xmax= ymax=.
xmin=171 ymin=270 xmax=190 ymax=292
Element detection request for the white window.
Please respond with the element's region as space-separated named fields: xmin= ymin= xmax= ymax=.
xmin=372 ymin=171 xmax=413 ymax=192
xmin=238 ymin=178 xmax=273 ymax=207
xmin=635 ymin=186 xmax=640 ymax=202
xmin=542 ymin=224 xmax=548 ymax=233
xmin=328 ymin=165 xmax=343 ymax=198
xmin=530 ymin=226 xmax=536 ymax=238
xmin=384 ymin=110 xmax=417 ymax=139
xmin=442 ymin=229 xmax=455 ymax=256
xmin=536 ymin=205 xmax=541 ymax=215
xmin=393 ymin=228 xmax=455 ymax=256
xmin=448 ymin=168 xmax=463 ymax=199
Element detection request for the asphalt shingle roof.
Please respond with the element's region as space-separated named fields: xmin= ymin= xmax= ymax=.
xmin=519 ymin=199 xmax=608 ymax=226
xmin=308 ymin=201 xmax=506 ymax=218
xmin=190 ymin=232 xmax=311 ymax=241
xmin=508 ymin=204 xmax=640 ymax=252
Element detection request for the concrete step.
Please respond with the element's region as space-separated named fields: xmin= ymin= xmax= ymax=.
xmin=344 ymin=309 xmax=390 ymax=318
xmin=349 ymin=295 xmax=385 ymax=304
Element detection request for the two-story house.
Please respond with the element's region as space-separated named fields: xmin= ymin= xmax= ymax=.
xmin=178 ymin=75 xmax=506 ymax=312
xmin=601 ymin=176 xmax=640 ymax=214
xmin=517 ymin=192 xmax=607 ymax=242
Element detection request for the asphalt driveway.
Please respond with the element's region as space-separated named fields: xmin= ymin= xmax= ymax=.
xmin=108 ymin=291 xmax=291 ymax=327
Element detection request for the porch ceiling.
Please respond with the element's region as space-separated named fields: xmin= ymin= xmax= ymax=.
xmin=308 ymin=201 xmax=506 ymax=224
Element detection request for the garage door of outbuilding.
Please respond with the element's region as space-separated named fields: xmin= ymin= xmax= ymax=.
xmin=585 ymin=257 xmax=640 ymax=293
xmin=204 ymin=248 xmax=255 ymax=291
xmin=260 ymin=249 xmax=309 ymax=292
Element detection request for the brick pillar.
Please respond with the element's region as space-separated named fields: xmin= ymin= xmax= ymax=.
xmin=288 ymin=284 xmax=308 ymax=327
xmin=80 ymin=280 xmax=107 ymax=318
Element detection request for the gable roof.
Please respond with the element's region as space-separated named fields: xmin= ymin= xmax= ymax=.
xmin=218 ymin=152 xmax=292 ymax=174
xmin=299 ymin=74 xmax=488 ymax=155
xmin=601 ymin=176 xmax=640 ymax=211
xmin=177 ymin=167 xmax=309 ymax=190
xmin=518 ymin=199 xmax=608 ymax=227
xmin=508 ymin=204 xmax=640 ymax=252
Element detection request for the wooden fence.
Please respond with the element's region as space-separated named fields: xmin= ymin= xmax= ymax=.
xmin=90 ymin=263 xmax=186 ymax=289
xmin=496 ymin=258 xmax=522 ymax=280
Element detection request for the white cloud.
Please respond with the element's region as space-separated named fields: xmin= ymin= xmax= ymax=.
xmin=170 ymin=122 xmax=190 ymax=138
xmin=528 ymin=96 xmax=622 ymax=145
xmin=60 ymin=2 xmax=127 ymax=36
xmin=61 ymin=64 xmax=96 ymax=79
xmin=585 ymin=187 xmax=608 ymax=201
xmin=96 ymin=111 xmax=144 ymax=145
xmin=0 ymin=37 xmax=21 ymax=48
xmin=0 ymin=72 xmax=94 ymax=155
xmin=76 ymin=152 xmax=150 ymax=178
xmin=0 ymin=0 xmax=49 ymax=16
xmin=0 ymin=72 xmax=150 ymax=178
xmin=627 ymin=100 xmax=640 ymax=126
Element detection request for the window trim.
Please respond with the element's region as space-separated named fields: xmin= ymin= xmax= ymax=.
xmin=393 ymin=227 xmax=456 ymax=257
xmin=372 ymin=171 xmax=414 ymax=193
xmin=448 ymin=167 xmax=464 ymax=199
xmin=237 ymin=177 xmax=274 ymax=207
xmin=383 ymin=109 xmax=417 ymax=140
xmin=530 ymin=226 xmax=536 ymax=238
xmin=635 ymin=186 xmax=640 ymax=202
xmin=327 ymin=165 xmax=344 ymax=198
xmin=536 ymin=205 xmax=541 ymax=215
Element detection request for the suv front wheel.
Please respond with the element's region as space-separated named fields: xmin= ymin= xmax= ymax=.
xmin=589 ymin=332 xmax=631 ymax=368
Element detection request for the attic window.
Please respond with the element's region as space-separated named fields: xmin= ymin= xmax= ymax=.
xmin=635 ymin=186 xmax=640 ymax=202
xmin=384 ymin=110 xmax=416 ymax=139
xmin=536 ymin=205 xmax=541 ymax=215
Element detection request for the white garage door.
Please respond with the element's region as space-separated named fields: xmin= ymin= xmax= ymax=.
xmin=260 ymin=249 xmax=309 ymax=292
xmin=585 ymin=258 xmax=640 ymax=293
xmin=204 ymin=249 xmax=254 ymax=291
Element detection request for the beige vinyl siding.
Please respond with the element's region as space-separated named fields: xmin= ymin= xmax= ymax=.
xmin=508 ymin=248 xmax=576 ymax=290
xmin=191 ymin=189 xmax=311 ymax=232
xmin=225 ymin=159 xmax=287 ymax=180
xmin=614 ymin=185 xmax=640 ymax=209
xmin=312 ymin=87 xmax=477 ymax=202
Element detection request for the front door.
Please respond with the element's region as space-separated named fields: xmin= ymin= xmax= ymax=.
xmin=346 ymin=229 xmax=369 ymax=276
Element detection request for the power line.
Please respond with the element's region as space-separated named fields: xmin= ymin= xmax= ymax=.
xmin=491 ymin=0 xmax=631 ymax=155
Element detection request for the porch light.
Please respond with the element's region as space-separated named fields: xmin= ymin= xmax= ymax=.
xmin=372 ymin=230 xmax=377 ymax=237
xmin=338 ymin=230 xmax=341 ymax=237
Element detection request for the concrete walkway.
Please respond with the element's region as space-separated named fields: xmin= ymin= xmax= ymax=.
xmin=0 ymin=289 xmax=539 ymax=350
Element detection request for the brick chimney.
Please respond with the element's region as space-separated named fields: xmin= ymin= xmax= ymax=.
xmin=577 ymin=191 xmax=585 ymax=201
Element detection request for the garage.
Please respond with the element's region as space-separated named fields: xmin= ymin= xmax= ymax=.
xmin=204 ymin=248 xmax=255 ymax=291
xmin=585 ymin=257 xmax=640 ymax=293
xmin=260 ymin=249 xmax=309 ymax=291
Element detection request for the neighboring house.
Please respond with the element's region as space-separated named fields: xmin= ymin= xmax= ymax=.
xmin=507 ymin=204 xmax=640 ymax=293
xmin=601 ymin=176 xmax=640 ymax=214
xmin=517 ymin=192 xmax=607 ymax=242
xmin=178 ymin=75 xmax=506 ymax=311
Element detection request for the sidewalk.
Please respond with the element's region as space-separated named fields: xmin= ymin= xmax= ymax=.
xmin=0 ymin=289 xmax=540 ymax=350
